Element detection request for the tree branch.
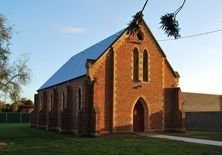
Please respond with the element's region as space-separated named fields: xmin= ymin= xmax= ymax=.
xmin=0 ymin=74 xmax=20 ymax=86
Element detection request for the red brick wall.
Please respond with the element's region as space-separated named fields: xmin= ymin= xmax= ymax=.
xmin=112 ymin=23 xmax=165 ymax=132
xmin=163 ymin=59 xmax=184 ymax=130
xmin=89 ymin=21 xmax=182 ymax=133
xmin=30 ymin=94 xmax=38 ymax=127
xmin=61 ymin=86 xmax=73 ymax=132
xmin=33 ymin=76 xmax=89 ymax=133
xmin=164 ymin=88 xmax=181 ymax=129
xmin=69 ymin=77 xmax=89 ymax=134
xmin=92 ymin=49 xmax=114 ymax=133
xmin=163 ymin=61 xmax=177 ymax=87
xmin=38 ymin=91 xmax=48 ymax=128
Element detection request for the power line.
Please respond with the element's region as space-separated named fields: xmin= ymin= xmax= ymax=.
xmin=158 ymin=28 xmax=222 ymax=42
xmin=141 ymin=0 xmax=149 ymax=13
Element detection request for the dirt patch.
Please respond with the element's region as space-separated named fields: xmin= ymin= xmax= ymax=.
xmin=0 ymin=142 xmax=8 ymax=150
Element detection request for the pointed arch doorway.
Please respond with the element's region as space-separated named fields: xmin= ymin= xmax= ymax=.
xmin=133 ymin=99 xmax=148 ymax=132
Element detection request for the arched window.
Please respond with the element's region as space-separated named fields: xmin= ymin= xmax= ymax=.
xmin=143 ymin=50 xmax=148 ymax=82
xmin=61 ymin=92 xmax=65 ymax=110
xmin=78 ymin=88 xmax=82 ymax=111
xmin=133 ymin=48 xmax=139 ymax=81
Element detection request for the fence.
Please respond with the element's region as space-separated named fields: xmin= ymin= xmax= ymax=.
xmin=185 ymin=112 xmax=222 ymax=131
xmin=0 ymin=112 xmax=30 ymax=123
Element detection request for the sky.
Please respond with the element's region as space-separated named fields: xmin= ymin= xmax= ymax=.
xmin=1 ymin=0 xmax=222 ymax=101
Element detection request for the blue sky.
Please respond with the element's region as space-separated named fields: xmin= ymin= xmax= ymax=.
xmin=1 ymin=0 xmax=222 ymax=101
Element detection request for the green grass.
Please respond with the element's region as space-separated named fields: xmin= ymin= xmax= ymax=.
xmin=166 ymin=130 xmax=222 ymax=141
xmin=0 ymin=124 xmax=221 ymax=155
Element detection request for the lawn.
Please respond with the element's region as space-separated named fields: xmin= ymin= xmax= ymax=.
xmin=166 ymin=130 xmax=222 ymax=141
xmin=0 ymin=124 xmax=221 ymax=155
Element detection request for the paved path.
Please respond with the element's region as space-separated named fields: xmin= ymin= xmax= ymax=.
xmin=138 ymin=133 xmax=222 ymax=147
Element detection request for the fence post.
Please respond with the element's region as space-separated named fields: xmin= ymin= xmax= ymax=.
xmin=6 ymin=112 xmax=7 ymax=124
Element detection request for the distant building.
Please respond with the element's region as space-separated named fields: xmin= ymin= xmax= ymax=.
xmin=31 ymin=15 xmax=184 ymax=135
xmin=22 ymin=104 xmax=34 ymax=113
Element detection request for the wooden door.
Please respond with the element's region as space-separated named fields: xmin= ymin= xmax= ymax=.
xmin=133 ymin=101 xmax=144 ymax=132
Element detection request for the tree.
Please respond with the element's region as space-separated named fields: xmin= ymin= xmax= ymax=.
xmin=0 ymin=100 xmax=6 ymax=112
xmin=1 ymin=103 xmax=13 ymax=112
xmin=0 ymin=14 xmax=31 ymax=102
xmin=17 ymin=98 xmax=33 ymax=112
xmin=20 ymin=98 xmax=33 ymax=106
xmin=0 ymin=98 xmax=33 ymax=112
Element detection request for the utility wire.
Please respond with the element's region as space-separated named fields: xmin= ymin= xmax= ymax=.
xmin=158 ymin=28 xmax=222 ymax=42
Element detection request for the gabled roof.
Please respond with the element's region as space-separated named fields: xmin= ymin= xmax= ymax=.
xmin=39 ymin=29 xmax=126 ymax=90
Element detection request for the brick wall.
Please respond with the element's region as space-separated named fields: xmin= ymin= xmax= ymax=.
xmin=48 ymin=88 xmax=59 ymax=130
xmin=114 ymin=27 xmax=163 ymax=131
xmin=31 ymin=76 xmax=89 ymax=134
xmin=164 ymin=88 xmax=183 ymax=129
xmin=30 ymin=94 xmax=38 ymax=127
xmin=38 ymin=91 xmax=48 ymax=128
xmin=163 ymin=59 xmax=184 ymax=130
xmin=88 ymin=48 xmax=114 ymax=134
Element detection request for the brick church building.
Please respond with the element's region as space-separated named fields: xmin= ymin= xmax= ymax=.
xmin=31 ymin=15 xmax=184 ymax=135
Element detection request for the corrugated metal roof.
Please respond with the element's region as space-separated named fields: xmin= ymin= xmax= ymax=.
xmin=39 ymin=29 xmax=126 ymax=90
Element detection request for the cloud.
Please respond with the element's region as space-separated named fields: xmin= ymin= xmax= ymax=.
xmin=59 ymin=26 xmax=87 ymax=33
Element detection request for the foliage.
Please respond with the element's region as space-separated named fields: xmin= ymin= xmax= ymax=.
xmin=127 ymin=0 xmax=186 ymax=39
xmin=0 ymin=98 xmax=33 ymax=112
xmin=0 ymin=101 xmax=6 ymax=112
xmin=160 ymin=13 xmax=180 ymax=39
xmin=160 ymin=0 xmax=186 ymax=39
xmin=0 ymin=14 xmax=31 ymax=102
xmin=17 ymin=98 xmax=33 ymax=112
xmin=1 ymin=103 xmax=13 ymax=112
xmin=20 ymin=98 xmax=33 ymax=106
xmin=126 ymin=11 xmax=143 ymax=38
